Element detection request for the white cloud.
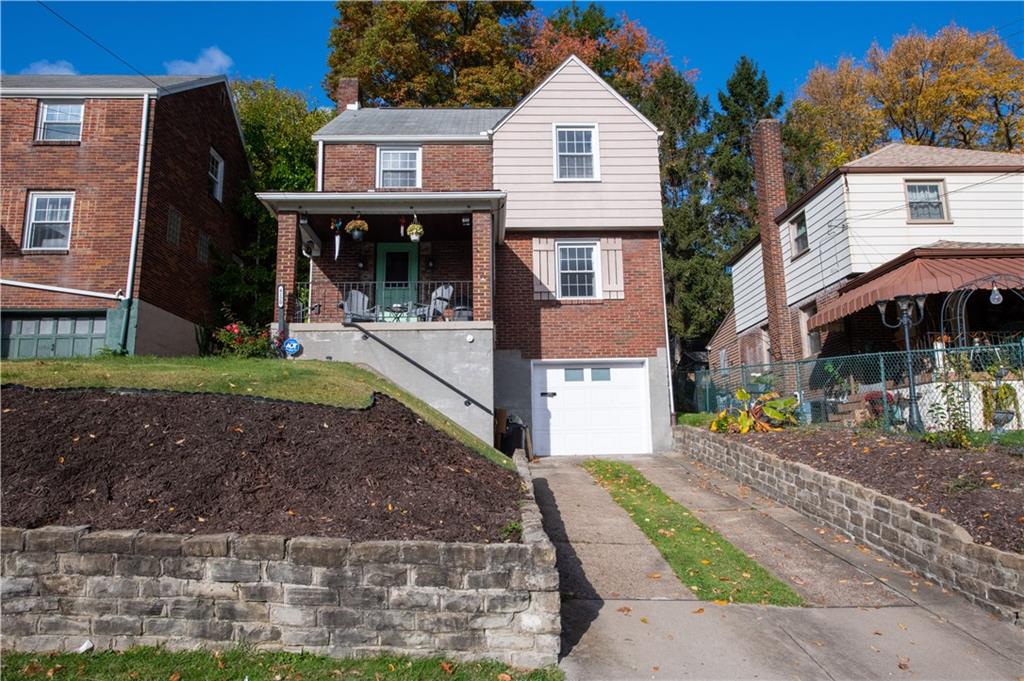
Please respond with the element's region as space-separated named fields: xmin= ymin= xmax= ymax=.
xmin=20 ymin=59 xmax=77 ymax=75
xmin=164 ymin=46 xmax=233 ymax=76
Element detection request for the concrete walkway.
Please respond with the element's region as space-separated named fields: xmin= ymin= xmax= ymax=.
xmin=530 ymin=455 xmax=1024 ymax=681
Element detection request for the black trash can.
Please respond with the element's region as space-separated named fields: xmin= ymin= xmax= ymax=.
xmin=499 ymin=415 xmax=527 ymax=456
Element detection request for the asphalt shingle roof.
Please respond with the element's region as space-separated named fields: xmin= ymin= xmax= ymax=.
xmin=314 ymin=108 xmax=510 ymax=138
xmin=846 ymin=143 xmax=1024 ymax=168
xmin=0 ymin=74 xmax=218 ymax=91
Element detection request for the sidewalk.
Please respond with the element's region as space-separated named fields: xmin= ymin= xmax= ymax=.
xmin=530 ymin=455 xmax=1024 ymax=680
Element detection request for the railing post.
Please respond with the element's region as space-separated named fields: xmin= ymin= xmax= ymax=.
xmin=879 ymin=352 xmax=887 ymax=431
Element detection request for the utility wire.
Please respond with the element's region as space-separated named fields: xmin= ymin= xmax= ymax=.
xmin=35 ymin=1 xmax=170 ymax=95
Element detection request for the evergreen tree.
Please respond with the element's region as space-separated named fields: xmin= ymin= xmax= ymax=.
xmin=708 ymin=56 xmax=783 ymax=252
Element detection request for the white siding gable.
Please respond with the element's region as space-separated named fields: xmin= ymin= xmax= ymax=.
xmin=844 ymin=171 xmax=1024 ymax=273
xmin=732 ymin=243 xmax=768 ymax=333
xmin=492 ymin=59 xmax=663 ymax=230
xmin=778 ymin=175 xmax=853 ymax=306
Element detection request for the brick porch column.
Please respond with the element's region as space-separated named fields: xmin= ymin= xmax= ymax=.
xmin=275 ymin=212 xmax=299 ymax=324
xmin=471 ymin=211 xmax=493 ymax=321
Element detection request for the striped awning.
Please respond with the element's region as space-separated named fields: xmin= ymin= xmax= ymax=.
xmin=808 ymin=245 xmax=1024 ymax=330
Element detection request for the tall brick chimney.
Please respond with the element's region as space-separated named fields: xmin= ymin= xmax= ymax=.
xmin=334 ymin=78 xmax=360 ymax=112
xmin=751 ymin=118 xmax=798 ymax=363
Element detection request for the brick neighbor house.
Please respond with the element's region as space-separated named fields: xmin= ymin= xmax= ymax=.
xmin=260 ymin=55 xmax=674 ymax=455
xmin=0 ymin=74 xmax=248 ymax=357
xmin=707 ymin=121 xmax=1024 ymax=371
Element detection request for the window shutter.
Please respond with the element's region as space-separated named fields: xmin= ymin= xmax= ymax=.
xmin=600 ymin=237 xmax=624 ymax=299
xmin=532 ymin=238 xmax=556 ymax=300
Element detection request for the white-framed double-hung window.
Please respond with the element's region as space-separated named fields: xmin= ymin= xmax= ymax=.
xmin=905 ymin=180 xmax=949 ymax=222
xmin=24 ymin=191 xmax=75 ymax=250
xmin=553 ymin=124 xmax=599 ymax=181
xmin=36 ymin=100 xmax=84 ymax=141
xmin=377 ymin=147 xmax=421 ymax=189
xmin=555 ymin=240 xmax=601 ymax=299
xmin=208 ymin=148 xmax=225 ymax=202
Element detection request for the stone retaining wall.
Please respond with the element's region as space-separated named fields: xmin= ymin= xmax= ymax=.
xmin=0 ymin=455 xmax=560 ymax=667
xmin=674 ymin=426 xmax=1023 ymax=625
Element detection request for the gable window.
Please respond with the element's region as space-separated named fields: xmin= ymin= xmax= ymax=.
xmin=377 ymin=147 xmax=421 ymax=189
xmin=197 ymin=231 xmax=211 ymax=264
xmin=791 ymin=212 xmax=809 ymax=256
xmin=24 ymin=192 xmax=74 ymax=250
xmin=166 ymin=205 xmax=182 ymax=246
xmin=905 ymin=181 xmax=947 ymax=221
xmin=208 ymin=148 xmax=225 ymax=202
xmin=554 ymin=125 xmax=599 ymax=181
xmin=556 ymin=240 xmax=601 ymax=299
xmin=36 ymin=101 xmax=83 ymax=141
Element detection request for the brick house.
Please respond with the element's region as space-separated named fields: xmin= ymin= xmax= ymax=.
xmin=708 ymin=120 xmax=1024 ymax=371
xmin=260 ymin=56 xmax=673 ymax=455
xmin=0 ymin=74 xmax=248 ymax=356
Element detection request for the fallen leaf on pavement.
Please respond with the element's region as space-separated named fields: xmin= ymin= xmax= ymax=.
xmin=692 ymin=608 xmax=705 ymax=614
xmin=616 ymin=606 xmax=632 ymax=615
xmin=640 ymin=616 xmax=648 ymax=624
xmin=647 ymin=572 xmax=662 ymax=580
xmin=897 ymin=656 xmax=910 ymax=671
xmin=712 ymin=599 xmax=729 ymax=606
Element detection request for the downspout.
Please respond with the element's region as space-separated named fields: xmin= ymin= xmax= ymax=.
xmin=657 ymin=228 xmax=676 ymax=416
xmin=0 ymin=280 xmax=122 ymax=300
xmin=118 ymin=93 xmax=151 ymax=353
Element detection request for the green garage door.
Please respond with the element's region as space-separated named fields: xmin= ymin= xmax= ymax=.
xmin=1 ymin=314 xmax=108 ymax=358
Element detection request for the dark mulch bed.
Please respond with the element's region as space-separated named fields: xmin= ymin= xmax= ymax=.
xmin=0 ymin=386 xmax=522 ymax=542
xmin=734 ymin=429 xmax=1024 ymax=554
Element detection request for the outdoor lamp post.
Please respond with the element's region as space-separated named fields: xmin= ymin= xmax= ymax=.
xmin=877 ymin=295 xmax=927 ymax=433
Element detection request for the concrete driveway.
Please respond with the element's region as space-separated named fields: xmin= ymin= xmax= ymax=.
xmin=530 ymin=454 xmax=1024 ymax=681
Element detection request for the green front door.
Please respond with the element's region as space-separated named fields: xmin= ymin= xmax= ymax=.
xmin=376 ymin=242 xmax=419 ymax=319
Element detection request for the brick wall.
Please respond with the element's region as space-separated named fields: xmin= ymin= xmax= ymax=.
xmin=276 ymin=213 xmax=299 ymax=322
xmin=322 ymin=144 xmax=492 ymax=192
xmin=0 ymin=97 xmax=144 ymax=308
xmin=674 ymin=427 xmax=1023 ymax=625
xmin=494 ymin=231 xmax=666 ymax=359
xmin=0 ymin=455 xmax=560 ymax=667
xmin=139 ymin=83 xmax=248 ymax=326
xmin=471 ymin=213 xmax=493 ymax=322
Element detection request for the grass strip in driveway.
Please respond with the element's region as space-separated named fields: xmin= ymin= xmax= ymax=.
xmin=583 ymin=460 xmax=803 ymax=606
xmin=1 ymin=649 xmax=563 ymax=681
xmin=1 ymin=356 xmax=512 ymax=469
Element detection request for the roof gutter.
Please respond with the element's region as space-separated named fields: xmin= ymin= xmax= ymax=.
xmin=312 ymin=134 xmax=490 ymax=144
xmin=255 ymin=191 xmax=507 ymax=216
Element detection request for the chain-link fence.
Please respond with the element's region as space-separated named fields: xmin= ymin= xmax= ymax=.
xmin=695 ymin=342 xmax=1024 ymax=437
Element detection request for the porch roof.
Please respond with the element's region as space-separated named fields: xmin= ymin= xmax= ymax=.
xmin=808 ymin=243 xmax=1024 ymax=330
xmin=256 ymin=191 xmax=507 ymax=241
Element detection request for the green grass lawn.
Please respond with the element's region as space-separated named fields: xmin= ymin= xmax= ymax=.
xmin=0 ymin=356 xmax=512 ymax=469
xmin=676 ymin=412 xmax=714 ymax=428
xmin=582 ymin=460 xmax=803 ymax=607
xmin=1 ymin=649 xmax=562 ymax=680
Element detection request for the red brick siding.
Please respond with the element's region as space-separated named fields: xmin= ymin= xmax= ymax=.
xmin=139 ymin=83 xmax=248 ymax=325
xmin=706 ymin=309 xmax=740 ymax=370
xmin=276 ymin=213 xmax=299 ymax=321
xmin=0 ymin=96 xmax=144 ymax=309
xmin=494 ymin=231 xmax=666 ymax=359
xmin=322 ymin=144 xmax=492 ymax=192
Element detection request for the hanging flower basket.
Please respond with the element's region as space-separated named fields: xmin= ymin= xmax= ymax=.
xmin=407 ymin=222 xmax=424 ymax=243
xmin=345 ymin=217 xmax=368 ymax=241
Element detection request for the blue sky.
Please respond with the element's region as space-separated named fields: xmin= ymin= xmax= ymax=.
xmin=2 ymin=1 xmax=1021 ymax=109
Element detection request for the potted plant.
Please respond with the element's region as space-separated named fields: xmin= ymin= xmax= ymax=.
xmin=345 ymin=216 xmax=368 ymax=241
xmin=407 ymin=221 xmax=424 ymax=243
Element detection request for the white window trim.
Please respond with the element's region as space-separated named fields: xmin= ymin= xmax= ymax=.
xmin=376 ymin=146 xmax=422 ymax=189
xmin=36 ymin=100 xmax=84 ymax=142
xmin=554 ymin=239 xmax=602 ymax=300
xmin=208 ymin=147 xmax=225 ymax=203
xmin=23 ymin=191 xmax=75 ymax=251
xmin=790 ymin=211 xmax=809 ymax=258
xmin=904 ymin=178 xmax=952 ymax=224
xmin=552 ymin=123 xmax=601 ymax=182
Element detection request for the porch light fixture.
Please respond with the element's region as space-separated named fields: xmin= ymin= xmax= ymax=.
xmin=877 ymin=295 xmax=927 ymax=433
xmin=990 ymin=284 xmax=1004 ymax=306
xmin=399 ymin=215 xmax=406 ymax=238
xmin=357 ymin=257 xmax=365 ymax=270
xmin=461 ymin=215 xmax=471 ymax=227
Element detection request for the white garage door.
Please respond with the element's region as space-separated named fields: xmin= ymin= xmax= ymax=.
xmin=531 ymin=360 xmax=651 ymax=456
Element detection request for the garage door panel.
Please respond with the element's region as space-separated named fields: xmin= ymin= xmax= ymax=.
xmin=1 ymin=314 xmax=107 ymax=359
xmin=531 ymin=360 xmax=651 ymax=456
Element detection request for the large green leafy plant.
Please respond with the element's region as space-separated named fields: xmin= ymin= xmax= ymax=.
xmin=710 ymin=388 xmax=798 ymax=434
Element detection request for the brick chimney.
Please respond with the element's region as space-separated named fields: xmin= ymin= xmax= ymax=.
xmin=334 ymin=78 xmax=360 ymax=112
xmin=751 ymin=119 xmax=798 ymax=363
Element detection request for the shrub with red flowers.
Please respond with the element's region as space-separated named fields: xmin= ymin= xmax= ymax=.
xmin=213 ymin=321 xmax=273 ymax=358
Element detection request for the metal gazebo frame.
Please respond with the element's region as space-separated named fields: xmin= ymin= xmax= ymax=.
xmin=939 ymin=273 xmax=1024 ymax=348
